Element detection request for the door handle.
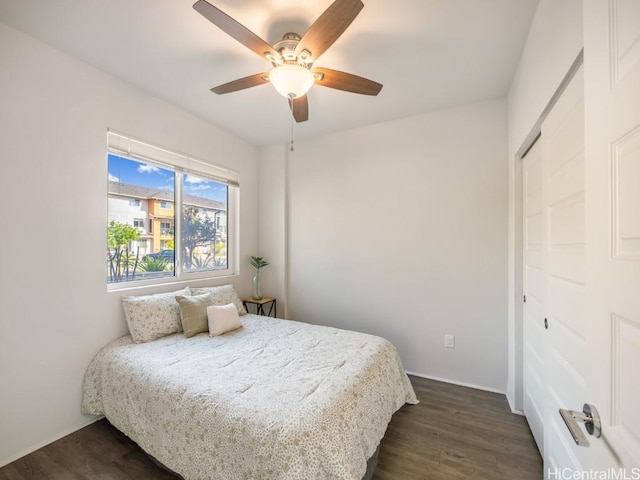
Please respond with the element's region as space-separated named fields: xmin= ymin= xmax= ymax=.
xmin=559 ymin=403 xmax=601 ymax=447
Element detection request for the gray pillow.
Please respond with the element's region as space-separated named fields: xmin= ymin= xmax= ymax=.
xmin=191 ymin=284 xmax=247 ymax=315
xmin=176 ymin=293 xmax=213 ymax=338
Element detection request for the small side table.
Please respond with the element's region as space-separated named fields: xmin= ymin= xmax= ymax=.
xmin=242 ymin=297 xmax=276 ymax=317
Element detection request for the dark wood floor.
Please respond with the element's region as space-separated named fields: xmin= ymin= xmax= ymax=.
xmin=0 ymin=376 xmax=541 ymax=480
xmin=374 ymin=377 xmax=541 ymax=479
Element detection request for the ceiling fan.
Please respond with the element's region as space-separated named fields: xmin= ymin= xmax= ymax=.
xmin=193 ymin=0 xmax=383 ymax=123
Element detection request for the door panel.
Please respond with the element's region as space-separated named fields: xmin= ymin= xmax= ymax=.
xmin=548 ymin=197 xmax=585 ymax=246
xmin=546 ymin=251 xmax=585 ymax=285
xmin=525 ymin=264 xmax=545 ymax=301
xmin=548 ymin=159 xmax=585 ymax=206
xmin=551 ymin=321 xmax=585 ymax=379
xmin=523 ymin=139 xmax=546 ymax=454
xmin=609 ymin=0 xmax=640 ymax=83
xmin=584 ymin=0 xmax=640 ymax=467
xmin=541 ymin=66 xmax=586 ymax=475
xmin=548 ymin=278 xmax=585 ymax=337
xmin=523 ymin=66 xmax=587 ymax=473
xmin=546 ymin=114 xmax=584 ymax=177
xmin=548 ymin=420 xmax=581 ymax=471
xmin=613 ymin=314 xmax=640 ymax=443
xmin=612 ymin=130 xmax=640 ymax=258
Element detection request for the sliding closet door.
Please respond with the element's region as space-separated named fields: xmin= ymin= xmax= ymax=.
xmin=522 ymin=66 xmax=585 ymax=475
xmin=540 ymin=67 xmax=586 ymax=473
xmin=522 ymin=139 xmax=546 ymax=454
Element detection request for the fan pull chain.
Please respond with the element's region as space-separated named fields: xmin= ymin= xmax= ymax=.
xmin=290 ymin=114 xmax=295 ymax=152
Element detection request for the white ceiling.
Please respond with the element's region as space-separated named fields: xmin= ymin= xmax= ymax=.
xmin=0 ymin=0 xmax=539 ymax=146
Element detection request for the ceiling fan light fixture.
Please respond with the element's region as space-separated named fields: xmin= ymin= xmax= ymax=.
xmin=269 ymin=64 xmax=315 ymax=99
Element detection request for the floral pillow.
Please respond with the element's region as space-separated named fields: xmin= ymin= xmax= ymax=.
xmin=122 ymin=286 xmax=190 ymax=343
xmin=191 ymin=284 xmax=247 ymax=315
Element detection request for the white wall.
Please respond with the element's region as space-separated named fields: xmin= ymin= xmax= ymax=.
xmin=0 ymin=23 xmax=259 ymax=466
xmin=260 ymin=99 xmax=509 ymax=392
xmin=506 ymin=0 xmax=583 ymax=411
xmin=257 ymin=143 xmax=289 ymax=318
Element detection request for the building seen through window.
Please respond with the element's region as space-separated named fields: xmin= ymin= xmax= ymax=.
xmin=107 ymin=149 xmax=232 ymax=285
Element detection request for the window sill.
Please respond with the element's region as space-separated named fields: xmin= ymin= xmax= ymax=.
xmin=107 ymin=269 xmax=237 ymax=293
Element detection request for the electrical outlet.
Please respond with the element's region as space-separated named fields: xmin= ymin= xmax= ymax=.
xmin=444 ymin=335 xmax=455 ymax=348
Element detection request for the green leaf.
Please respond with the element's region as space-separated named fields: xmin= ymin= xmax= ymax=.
xmin=250 ymin=256 xmax=269 ymax=269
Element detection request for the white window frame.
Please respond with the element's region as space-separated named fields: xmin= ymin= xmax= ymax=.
xmin=107 ymin=130 xmax=239 ymax=291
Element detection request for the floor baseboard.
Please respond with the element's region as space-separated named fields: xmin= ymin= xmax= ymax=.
xmin=405 ymin=371 xmax=506 ymax=396
xmin=0 ymin=416 xmax=104 ymax=468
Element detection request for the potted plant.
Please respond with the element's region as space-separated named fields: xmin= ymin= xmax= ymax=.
xmin=250 ymin=256 xmax=269 ymax=300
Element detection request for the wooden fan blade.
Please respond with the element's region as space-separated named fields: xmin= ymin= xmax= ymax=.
xmin=211 ymin=73 xmax=270 ymax=94
xmin=313 ymin=67 xmax=382 ymax=95
xmin=289 ymin=95 xmax=309 ymax=123
xmin=193 ymin=0 xmax=278 ymax=60
xmin=296 ymin=0 xmax=364 ymax=61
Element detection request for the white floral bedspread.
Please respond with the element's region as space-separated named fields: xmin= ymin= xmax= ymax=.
xmin=82 ymin=315 xmax=418 ymax=480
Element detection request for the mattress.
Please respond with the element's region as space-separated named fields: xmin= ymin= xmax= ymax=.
xmin=82 ymin=314 xmax=418 ymax=479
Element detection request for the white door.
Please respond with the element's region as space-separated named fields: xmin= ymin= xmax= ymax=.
xmin=582 ymin=0 xmax=640 ymax=468
xmin=522 ymin=66 xmax=586 ymax=474
xmin=540 ymin=67 xmax=586 ymax=474
xmin=523 ymin=139 xmax=547 ymax=454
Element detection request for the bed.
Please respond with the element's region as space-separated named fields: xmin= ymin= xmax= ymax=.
xmin=82 ymin=287 xmax=417 ymax=480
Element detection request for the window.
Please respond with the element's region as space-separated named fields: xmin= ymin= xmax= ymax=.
xmin=182 ymin=172 xmax=229 ymax=272
xmin=107 ymin=131 xmax=238 ymax=286
xmin=129 ymin=198 xmax=141 ymax=207
xmin=160 ymin=222 xmax=172 ymax=235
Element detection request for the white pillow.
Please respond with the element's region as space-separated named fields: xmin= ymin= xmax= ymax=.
xmin=207 ymin=303 xmax=242 ymax=336
xmin=122 ymin=286 xmax=190 ymax=343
